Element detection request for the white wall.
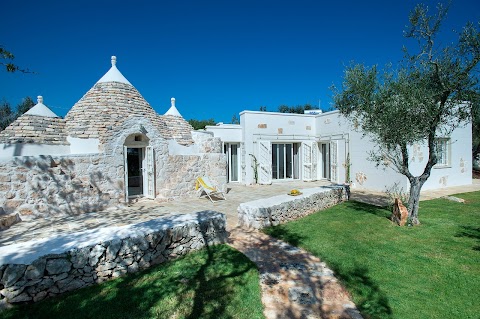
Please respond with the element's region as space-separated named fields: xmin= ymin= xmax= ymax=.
xmin=409 ymin=122 xmax=472 ymax=190
xmin=240 ymin=111 xmax=317 ymax=184
xmin=0 ymin=143 xmax=71 ymax=158
xmin=206 ymin=110 xmax=472 ymax=192
xmin=67 ymin=136 xmax=100 ymax=154
xmin=205 ymin=124 xmax=242 ymax=142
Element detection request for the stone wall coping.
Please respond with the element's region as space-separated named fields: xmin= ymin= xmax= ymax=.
xmin=0 ymin=211 xmax=224 ymax=265
xmin=0 ymin=153 xmax=108 ymax=165
xmin=238 ymin=185 xmax=343 ymax=210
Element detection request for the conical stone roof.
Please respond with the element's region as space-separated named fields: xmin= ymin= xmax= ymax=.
xmin=163 ymin=98 xmax=194 ymax=144
xmin=0 ymin=96 xmax=68 ymax=145
xmin=65 ymin=56 xmax=168 ymax=144
xmin=65 ymin=56 xmax=196 ymax=146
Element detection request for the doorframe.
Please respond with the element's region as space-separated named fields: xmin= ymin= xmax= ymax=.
xmin=123 ymin=133 xmax=154 ymax=202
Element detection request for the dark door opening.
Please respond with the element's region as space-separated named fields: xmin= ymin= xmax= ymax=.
xmin=127 ymin=148 xmax=143 ymax=196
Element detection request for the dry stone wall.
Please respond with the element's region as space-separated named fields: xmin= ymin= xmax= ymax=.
xmin=191 ymin=131 xmax=222 ymax=153
xmin=238 ymin=186 xmax=348 ymax=229
xmin=157 ymin=153 xmax=227 ymax=200
xmin=0 ymin=211 xmax=227 ymax=304
xmin=0 ymin=154 xmax=124 ymax=219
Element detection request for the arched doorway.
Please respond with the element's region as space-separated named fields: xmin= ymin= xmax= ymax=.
xmin=124 ymin=133 xmax=155 ymax=200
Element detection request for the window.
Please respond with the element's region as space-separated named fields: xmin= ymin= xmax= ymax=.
xmin=435 ymin=138 xmax=450 ymax=166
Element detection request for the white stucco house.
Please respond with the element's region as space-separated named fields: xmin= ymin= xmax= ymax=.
xmin=206 ymin=109 xmax=472 ymax=192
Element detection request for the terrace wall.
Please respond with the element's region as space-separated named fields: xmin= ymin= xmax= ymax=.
xmin=0 ymin=211 xmax=227 ymax=304
xmin=238 ymin=186 xmax=348 ymax=229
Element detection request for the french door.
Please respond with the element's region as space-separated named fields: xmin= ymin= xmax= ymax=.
xmin=272 ymin=143 xmax=298 ymax=180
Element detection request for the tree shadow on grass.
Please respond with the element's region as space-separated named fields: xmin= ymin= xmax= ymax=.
xmin=264 ymin=224 xmax=393 ymax=319
xmin=332 ymin=264 xmax=393 ymax=319
xmin=1 ymin=246 xmax=258 ymax=319
xmin=346 ymin=201 xmax=391 ymax=220
xmin=1 ymin=212 xmax=261 ymax=319
xmin=455 ymin=225 xmax=480 ymax=251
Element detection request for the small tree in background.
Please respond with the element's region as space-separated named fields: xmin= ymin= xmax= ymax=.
xmin=278 ymin=103 xmax=313 ymax=114
xmin=472 ymin=98 xmax=480 ymax=164
xmin=332 ymin=3 xmax=480 ymax=225
xmin=231 ymin=114 xmax=240 ymax=124
xmin=0 ymin=100 xmax=14 ymax=131
xmin=188 ymin=118 xmax=216 ymax=130
xmin=0 ymin=97 xmax=35 ymax=131
xmin=16 ymin=96 xmax=35 ymax=116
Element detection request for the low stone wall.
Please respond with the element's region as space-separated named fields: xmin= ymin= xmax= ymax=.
xmin=0 ymin=211 xmax=227 ymax=304
xmin=238 ymin=186 xmax=348 ymax=229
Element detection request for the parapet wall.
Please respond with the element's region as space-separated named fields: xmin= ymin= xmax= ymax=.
xmin=0 ymin=211 xmax=227 ymax=304
xmin=237 ymin=186 xmax=348 ymax=229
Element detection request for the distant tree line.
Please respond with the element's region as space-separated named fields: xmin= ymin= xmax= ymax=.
xmin=0 ymin=97 xmax=35 ymax=130
xmin=258 ymin=103 xmax=328 ymax=114
xmin=188 ymin=118 xmax=216 ymax=130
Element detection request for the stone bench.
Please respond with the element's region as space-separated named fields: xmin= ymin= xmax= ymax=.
xmin=0 ymin=211 xmax=227 ymax=304
xmin=237 ymin=186 xmax=348 ymax=229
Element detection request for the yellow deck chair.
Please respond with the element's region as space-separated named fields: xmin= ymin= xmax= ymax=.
xmin=195 ymin=176 xmax=226 ymax=203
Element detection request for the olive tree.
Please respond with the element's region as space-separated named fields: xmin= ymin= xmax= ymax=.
xmin=0 ymin=46 xmax=32 ymax=73
xmin=332 ymin=3 xmax=480 ymax=224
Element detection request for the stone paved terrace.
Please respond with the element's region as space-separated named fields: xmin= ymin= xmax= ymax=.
xmin=0 ymin=180 xmax=331 ymax=246
xmin=1 ymin=179 xmax=479 ymax=246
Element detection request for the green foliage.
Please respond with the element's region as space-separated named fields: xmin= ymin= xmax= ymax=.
xmin=188 ymin=118 xmax=216 ymax=130
xmin=472 ymin=99 xmax=480 ymax=160
xmin=16 ymin=96 xmax=34 ymax=115
xmin=278 ymin=103 xmax=314 ymax=114
xmin=0 ymin=97 xmax=35 ymax=131
xmin=1 ymin=245 xmax=263 ymax=319
xmin=331 ymin=3 xmax=480 ymax=223
xmin=231 ymin=114 xmax=240 ymax=124
xmin=264 ymin=192 xmax=480 ymax=319
xmin=384 ymin=181 xmax=410 ymax=208
xmin=259 ymin=105 xmax=267 ymax=111
xmin=343 ymin=152 xmax=352 ymax=183
xmin=0 ymin=99 xmax=14 ymax=131
xmin=249 ymin=153 xmax=259 ymax=184
xmin=0 ymin=46 xmax=32 ymax=73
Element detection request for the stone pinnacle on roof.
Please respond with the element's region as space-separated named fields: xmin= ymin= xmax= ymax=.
xmin=96 ymin=55 xmax=132 ymax=85
xmin=165 ymin=97 xmax=183 ymax=117
xmin=24 ymin=96 xmax=59 ymax=118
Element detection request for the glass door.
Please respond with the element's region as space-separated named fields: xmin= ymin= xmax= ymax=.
xmin=224 ymin=143 xmax=240 ymax=182
xmin=321 ymin=143 xmax=331 ymax=180
xmin=272 ymin=143 xmax=295 ymax=180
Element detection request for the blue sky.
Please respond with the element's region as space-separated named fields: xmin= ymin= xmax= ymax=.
xmin=1 ymin=0 xmax=479 ymax=123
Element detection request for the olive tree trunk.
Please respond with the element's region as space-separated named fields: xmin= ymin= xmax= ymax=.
xmin=406 ymin=177 xmax=427 ymax=225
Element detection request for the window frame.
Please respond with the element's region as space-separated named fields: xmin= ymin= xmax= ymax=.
xmin=434 ymin=137 xmax=450 ymax=168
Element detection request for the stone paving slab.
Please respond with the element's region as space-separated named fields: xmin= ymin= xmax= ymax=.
xmin=228 ymin=228 xmax=363 ymax=319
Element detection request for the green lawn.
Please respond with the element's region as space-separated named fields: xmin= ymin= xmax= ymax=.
xmin=264 ymin=192 xmax=480 ymax=319
xmin=0 ymin=244 xmax=263 ymax=319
